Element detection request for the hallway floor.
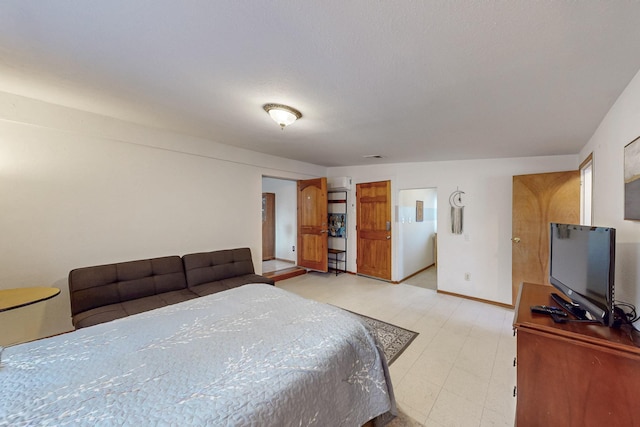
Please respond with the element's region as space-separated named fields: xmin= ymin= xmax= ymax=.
xmin=262 ymin=259 xmax=295 ymax=273
xmin=403 ymin=265 xmax=438 ymax=291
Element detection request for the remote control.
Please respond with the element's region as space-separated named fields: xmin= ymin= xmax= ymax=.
xmin=530 ymin=305 xmax=568 ymax=317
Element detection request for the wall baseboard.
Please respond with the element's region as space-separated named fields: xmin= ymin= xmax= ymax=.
xmin=437 ymin=289 xmax=514 ymax=309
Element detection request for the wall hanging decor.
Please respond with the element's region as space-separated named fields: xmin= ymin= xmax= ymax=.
xmin=449 ymin=189 xmax=465 ymax=234
xmin=328 ymin=213 xmax=346 ymax=237
xmin=624 ymin=136 xmax=640 ymax=220
xmin=416 ymin=200 xmax=424 ymax=222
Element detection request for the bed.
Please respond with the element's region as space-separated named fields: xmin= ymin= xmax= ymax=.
xmin=0 ymin=284 xmax=396 ymax=426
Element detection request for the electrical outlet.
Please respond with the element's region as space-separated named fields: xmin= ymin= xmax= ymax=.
xmin=292 ymin=246 xmax=295 ymax=252
xmin=464 ymin=272 xmax=471 ymax=281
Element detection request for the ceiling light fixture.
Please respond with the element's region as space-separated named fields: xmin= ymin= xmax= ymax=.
xmin=263 ymin=103 xmax=302 ymax=129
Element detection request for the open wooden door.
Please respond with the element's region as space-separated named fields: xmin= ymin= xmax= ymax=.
xmin=356 ymin=180 xmax=392 ymax=280
xmin=297 ymin=178 xmax=328 ymax=272
xmin=512 ymin=171 xmax=580 ymax=305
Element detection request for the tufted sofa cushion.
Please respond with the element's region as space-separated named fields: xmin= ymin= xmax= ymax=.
xmin=69 ymin=256 xmax=197 ymax=328
xmin=183 ymin=247 xmax=274 ymax=296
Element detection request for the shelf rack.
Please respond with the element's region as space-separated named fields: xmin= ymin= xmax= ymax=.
xmin=327 ymin=190 xmax=347 ymax=275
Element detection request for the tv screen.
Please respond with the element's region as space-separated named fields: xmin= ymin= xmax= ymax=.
xmin=549 ymin=223 xmax=616 ymax=326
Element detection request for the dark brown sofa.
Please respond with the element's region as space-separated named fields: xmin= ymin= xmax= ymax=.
xmin=69 ymin=248 xmax=274 ymax=329
xmin=183 ymin=249 xmax=274 ymax=296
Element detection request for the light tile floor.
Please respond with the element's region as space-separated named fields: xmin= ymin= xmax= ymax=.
xmin=403 ymin=266 xmax=438 ymax=291
xmin=277 ymin=272 xmax=516 ymax=427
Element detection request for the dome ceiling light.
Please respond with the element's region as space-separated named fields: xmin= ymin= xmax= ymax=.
xmin=263 ymin=103 xmax=302 ymax=129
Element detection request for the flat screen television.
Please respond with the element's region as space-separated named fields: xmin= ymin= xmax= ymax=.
xmin=549 ymin=223 xmax=616 ymax=326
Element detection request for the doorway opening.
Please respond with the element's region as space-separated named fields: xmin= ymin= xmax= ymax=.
xmin=398 ymin=188 xmax=438 ymax=290
xmin=261 ymin=176 xmax=305 ymax=281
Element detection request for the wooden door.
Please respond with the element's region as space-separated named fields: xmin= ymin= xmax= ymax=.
xmin=297 ymin=178 xmax=328 ymax=272
xmin=512 ymin=171 xmax=579 ymax=304
xmin=356 ymin=180 xmax=392 ymax=280
xmin=262 ymin=193 xmax=275 ymax=261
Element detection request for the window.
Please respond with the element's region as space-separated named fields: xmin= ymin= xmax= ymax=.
xmin=580 ymin=153 xmax=593 ymax=226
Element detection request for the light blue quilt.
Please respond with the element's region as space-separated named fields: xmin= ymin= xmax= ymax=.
xmin=1 ymin=284 xmax=396 ymax=426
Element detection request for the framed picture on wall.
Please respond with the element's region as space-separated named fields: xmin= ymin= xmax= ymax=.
xmin=416 ymin=200 xmax=424 ymax=222
xmin=328 ymin=214 xmax=346 ymax=237
xmin=624 ymin=136 xmax=640 ymax=220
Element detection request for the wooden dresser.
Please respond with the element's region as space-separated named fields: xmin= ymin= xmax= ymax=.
xmin=513 ymin=282 xmax=640 ymax=426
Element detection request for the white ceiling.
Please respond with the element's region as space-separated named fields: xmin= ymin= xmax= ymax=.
xmin=1 ymin=1 xmax=640 ymax=167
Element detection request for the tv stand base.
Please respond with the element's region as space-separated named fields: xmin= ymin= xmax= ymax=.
xmin=514 ymin=282 xmax=640 ymax=425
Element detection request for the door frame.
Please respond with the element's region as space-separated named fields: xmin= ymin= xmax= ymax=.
xmin=356 ymin=180 xmax=393 ymax=281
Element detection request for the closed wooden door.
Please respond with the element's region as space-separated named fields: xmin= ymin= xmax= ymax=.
xmin=357 ymin=180 xmax=392 ymax=280
xmin=512 ymin=171 xmax=579 ymax=304
xmin=262 ymin=193 xmax=275 ymax=261
xmin=297 ymin=178 xmax=328 ymax=272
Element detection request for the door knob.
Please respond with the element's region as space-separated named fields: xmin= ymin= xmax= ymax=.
xmin=386 ymin=235 xmax=391 ymax=240
xmin=512 ymin=237 xmax=521 ymax=243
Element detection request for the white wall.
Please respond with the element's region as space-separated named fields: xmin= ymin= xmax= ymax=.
xmin=8 ymin=69 xmax=633 ymax=344
xmin=398 ymin=188 xmax=437 ymax=280
xmin=579 ymin=67 xmax=640 ymax=313
xmin=329 ymin=154 xmax=578 ymax=305
xmin=261 ymin=177 xmax=297 ymax=262
xmin=0 ymin=91 xmax=326 ymax=345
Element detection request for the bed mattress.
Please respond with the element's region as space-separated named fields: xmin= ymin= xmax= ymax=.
xmin=1 ymin=284 xmax=395 ymax=426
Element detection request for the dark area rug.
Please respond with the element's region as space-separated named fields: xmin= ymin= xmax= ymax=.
xmin=349 ymin=311 xmax=419 ymax=365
